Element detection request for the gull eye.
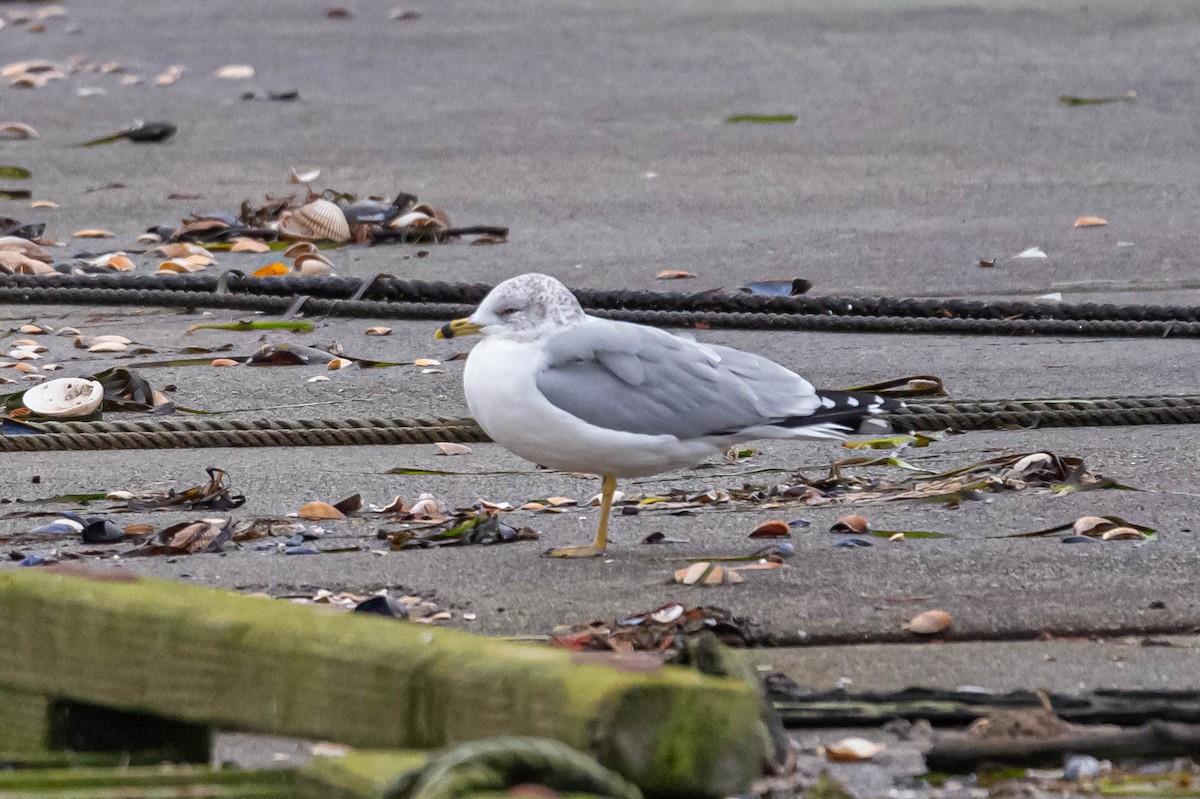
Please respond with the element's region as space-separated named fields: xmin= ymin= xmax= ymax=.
xmin=497 ymin=307 xmax=519 ymax=317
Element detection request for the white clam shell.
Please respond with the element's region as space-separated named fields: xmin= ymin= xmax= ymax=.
xmin=278 ymin=199 xmax=351 ymax=243
xmin=22 ymin=377 xmax=103 ymax=417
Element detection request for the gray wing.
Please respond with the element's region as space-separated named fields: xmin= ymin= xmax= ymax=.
xmin=534 ymin=319 xmax=821 ymax=439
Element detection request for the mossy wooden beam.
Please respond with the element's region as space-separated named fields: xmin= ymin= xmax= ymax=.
xmin=0 ymin=571 xmax=763 ymax=798
xmin=0 ymin=764 xmax=291 ymax=798
xmin=0 ymin=686 xmax=52 ymax=754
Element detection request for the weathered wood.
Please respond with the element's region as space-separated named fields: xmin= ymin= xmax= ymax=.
xmin=0 ymin=571 xmax=762 ymax=798
xmin=927 ymin=720 xmax=1200 ymax=770
xmin=296 ymin=751 xmax=428 ymax=799
xmin=0 ymin=686 xmax=51 ymax=754
xmin=0 ymin=764 xmax=291 ymax=798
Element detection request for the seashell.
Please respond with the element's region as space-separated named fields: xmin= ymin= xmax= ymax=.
xmin=283 ymin=241 xmax=318 ymax=258
xmin=41 ymin=363 xmax=61 ymax=371
xmin=135 ymin=232 xmax=163 ymax=244
xmin=410 ymin=202 xmax=451 ymax=227
xmin=22 ymin=377 xmax=103 ymax=417
xmin=229 ymin=237 xmax=271 ymax=253
xmin=0 ymin=122 xmax=39 ymax=140
xmin=825 ymin=737 xmax=884 ymax=762
xmin=387 ymin=210 xmax=432 ymax=229
xmin=211 ymin=358 xmax=238 ymax=367
xmin=307 ymin=375 xmax=330 ymax=383
xmin=673 ymin=562 xmax=743 ymax=586
xmin=749 ymin=519 xmax=791 ymax=539
xmin=83 ymin=252 xmax=135 ymax=271
xmin=1073 ymin=516 xmax=1117 ymax=537
xmin=30 ymin=518 xmax=84 ymax=535
xmin=215 ymin=64 xmax=255 ymax=80
xmin=73 ymin=229 xmax=115 ymax=239
xmin=1073 ymin=216 xmax=1108 ymax=228
xmin=0 ymin=251 xmax=53 ymax=274
xmin=30 ymin=200 xmax=58 ymax=209
xmin=8 ymin=349 xmax=42 ymax=360
xmin=289 ymin=167 xmax=320 ymax=184
xmin=1101 ymin=526 xmax=1143 ymax=541
xmin=327 ymin=357 xmax=354 ymax=370
xmin=55 ymin=327 xmax=80 ymax=337
xmin=296 ymin=254 xmax=333 ymax=276
xmin=87 ymin=341 xmax=127 ymax=353
xmin=413 ymin=358 xmax=440 ymax=366
xmin=18 ymin=324 xmax=48 ymax=334
xmin=93 ymin=335 xmax=131 ymax=344
xmin=153 ymin=65 xmax=185 ymax=85
xmin=0 ymin=236 xmax=52 ymax=261
xmin=149 ymin=242 xmax=206 ymax=258
xmin=904 ymin=609 xmax=952 ymax=635
xmin=277 ymin=199 xmax=350 ymax=243
xmin=12 ymin=362 xmax=39 ymax=374
xmin=830 ymin=514 xmax=869 ymax=535
xmin=365 ymin=326 xmax=392 ymax=336
xmin=156 ymin=258 xmax=206 ymax=273
xmin=298 ymin=501 xmax=344 ymax=520
xmin=342 ymin=198 xmax=399 ymax=226
xmin=1 ymin=60 xmax=58 ymax=78
xmin=12 ymin=340 xmax=46 ymax=351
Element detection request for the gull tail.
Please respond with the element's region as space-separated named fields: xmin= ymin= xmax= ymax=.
xmin=777 ymin=391 xmax=903 ymax=438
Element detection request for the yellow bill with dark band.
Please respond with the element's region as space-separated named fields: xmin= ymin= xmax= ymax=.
xmin=435 ymin=318 xmax=483 ymax=339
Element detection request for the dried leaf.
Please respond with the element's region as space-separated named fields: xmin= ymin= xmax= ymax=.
xmin=252 ymin=262 xmax=289 ymax=277
xmin=725 ymin=114 xmax=797 ymax=123
xmin=0 ymin=166 xmax=32 ymax=180
xmin=1059 ymin=90 xmax=1135 ymax=106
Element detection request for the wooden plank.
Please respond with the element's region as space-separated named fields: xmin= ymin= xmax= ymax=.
xmin=0 ymin=686 xmax=51 ymax=754
xmin=0 ymin=570 xmax=762 ymax=798
xmin=0 ymin=765 xmax=291 ymax=799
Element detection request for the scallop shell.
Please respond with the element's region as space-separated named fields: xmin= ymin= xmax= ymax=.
xmin=22 ymin=377 xmax=103 ymax=417
xmin=0 ymin=251 xmax=54 ymax=275
xmin=278 ymin=199 xmax=351 ymax=243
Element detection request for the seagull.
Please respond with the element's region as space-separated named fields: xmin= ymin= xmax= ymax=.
xmin=436 ymin=273 xmax=898 ymax=558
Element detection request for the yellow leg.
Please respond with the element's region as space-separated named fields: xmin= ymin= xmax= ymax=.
xmin=544 ymin=474 xmax=616 ymax=558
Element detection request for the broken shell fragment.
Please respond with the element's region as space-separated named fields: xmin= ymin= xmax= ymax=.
xmin=278 ymin=199 xmax=351 ymax=243
xmin=673 ymin=562 xmax=744 ymax=586
xmin=211 ymin=358 xmax=238 ymax=367
xmin=18 ymin=324 xmax=48 ymax=334
xmin=365 ymin=326 xmax=393 ymax=336
xmin=0 ymin=236 xmax=52 ymax=262
xmin=298 ymin=501 xmax=344 ymax=520
xmin=825 ymin=737 xmax=884 ymax=762
xmin=215 ymin=64 xmax=255 ymax=80
xmin=903 ymin=609 xmax=953 ymax=635
xmin=830 ymin=514 xmax=869 ymax=535
xmin=0 ymin=122 xmax=39 ymax=140
xmin=229 ymin=237 xmax=271 ymax=253
xmin=0 ymin=251 xmax=54 ymax=274
xmin=87 ymin=341 xmax=127 ymax=353
xmin=93 ymin=335 xmax=131 ymax=344
xmin=750 ymin=519 xmax=791 ymax=539
xmin=22 ymin=377 xmax=103 ymax=417
xmin=1073 ymin=216 xmax=1108 ymax=228
xmin=73 ymin=229 xmax=116 ymax=239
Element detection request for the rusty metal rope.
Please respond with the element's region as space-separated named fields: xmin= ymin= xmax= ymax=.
xmin=5 ymin=396 xmax=1200 ymax=452
xmin=5 ymin=273 xmax=1200 ymax=337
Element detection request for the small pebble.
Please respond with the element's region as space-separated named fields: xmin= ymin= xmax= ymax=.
xmin=1063 ymin=754 xmax=1102 ymax=780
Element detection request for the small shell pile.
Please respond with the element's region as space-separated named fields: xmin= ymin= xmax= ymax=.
xmin=0 ymin=236 xmax=53 ymax=274
xmin=278 ymin=199 xmax=351 ymax=243
xmin=281 ymin=241 xmax=336 ymax=276
xmin=150 ymin=242 xmax=216 ymax=274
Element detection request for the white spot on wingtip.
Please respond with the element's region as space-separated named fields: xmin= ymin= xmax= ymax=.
xmin=846 ymin=397 xmax=859 ymax=407
xmin=821 ymin=397 xmax=836 ymax=409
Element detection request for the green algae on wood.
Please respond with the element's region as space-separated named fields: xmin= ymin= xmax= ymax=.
xmin=0 ymin=571 xmax=763 ymax=798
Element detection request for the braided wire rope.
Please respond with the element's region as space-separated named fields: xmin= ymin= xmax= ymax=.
xmin=5 ymin=397 xmax=1200 ymax=451
xmin=5 ymin=273 xmax=1200 ymax=336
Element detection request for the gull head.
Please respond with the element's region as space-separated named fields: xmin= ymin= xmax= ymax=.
xmin=437 ymin=273 xmax=586 ymax=342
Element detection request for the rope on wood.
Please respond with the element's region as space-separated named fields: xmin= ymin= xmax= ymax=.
xmin=4 ymin=396 xmax=1200 ymax=452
